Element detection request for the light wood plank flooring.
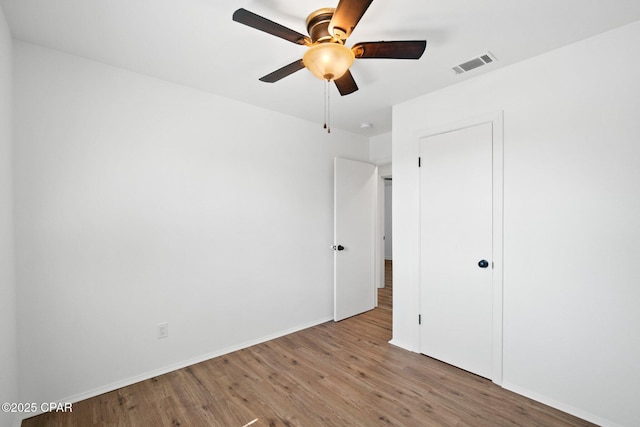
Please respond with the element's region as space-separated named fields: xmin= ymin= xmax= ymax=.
xmin=23 ymin=261 xmax=596 ymax=426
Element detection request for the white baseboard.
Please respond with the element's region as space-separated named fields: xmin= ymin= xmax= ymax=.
xmin=15 ymin=316 xmax=333 ymax=424
xmin=502 ymin=381 xmax=621 ymax=427
xmin=388 ymin=338 xmax=415 ymax=352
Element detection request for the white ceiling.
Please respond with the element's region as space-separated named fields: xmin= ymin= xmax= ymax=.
xmin=2 ymin=0 xmax=640 ymax=136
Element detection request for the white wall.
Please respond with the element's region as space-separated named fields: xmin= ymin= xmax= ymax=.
xmin=369 ymin=132 xmax=391 ymax=164
xmin=0 ymin=6 xmax=17 ymax=427
xmin=13 ymin=41 xmax=369 ymax=406
xmin=393 ymin=20 xmax=640 ymax=427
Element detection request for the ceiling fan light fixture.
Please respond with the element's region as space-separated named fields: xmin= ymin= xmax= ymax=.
xmin=303 ymin=42 xmax=355 ymax=81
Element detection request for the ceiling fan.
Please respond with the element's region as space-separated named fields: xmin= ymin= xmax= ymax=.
xmin=232 ymin=0 xmax=427 ymax=97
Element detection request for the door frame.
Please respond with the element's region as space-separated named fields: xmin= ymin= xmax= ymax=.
xmin=416 ymin=111 xmax=504 ymax=385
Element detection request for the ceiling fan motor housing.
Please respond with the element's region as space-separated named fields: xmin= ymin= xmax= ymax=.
xmin=306 ymin=8 xmax=338 ymax=43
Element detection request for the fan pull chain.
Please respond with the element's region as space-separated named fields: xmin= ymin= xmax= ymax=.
xmin=323 ymin=79 xmax=331 ymax=134
xmin=323 ymin=80 xmax=327 ymax=131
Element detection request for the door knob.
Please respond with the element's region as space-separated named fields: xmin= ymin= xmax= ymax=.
xmin=333 ymin=245 xmax=345 ymax=251
xmin=478 ymin=259 xmax=489 ymax=268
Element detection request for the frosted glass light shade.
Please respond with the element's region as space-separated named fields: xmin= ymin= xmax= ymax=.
xmin=303 ymin=43 xmax=355 ymax=81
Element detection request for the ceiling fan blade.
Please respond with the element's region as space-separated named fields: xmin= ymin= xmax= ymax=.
xmin=233 ymin=8 xmax=311 ymax=45
xmin=329 ymin=0 xmax=374 ymax=40
xmin=353 ymin=40 xmax=427 ymax=59
xmin=259 ymin=59 xmax=306 ymax=83
xmin=334 ymin=70 xmax=359 ymax=96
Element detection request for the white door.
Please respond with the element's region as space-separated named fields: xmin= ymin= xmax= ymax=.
xmin=419 ymin=122 xmax=494 ymax=379
xmin=334 ymin=157 xmax=377 ymax=322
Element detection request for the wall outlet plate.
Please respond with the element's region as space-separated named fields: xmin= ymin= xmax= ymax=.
xmin=157 ymin=322 xmax=168 ymax=339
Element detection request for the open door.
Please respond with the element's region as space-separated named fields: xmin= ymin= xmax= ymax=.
xmin=333 ymin=157 xmax=377 ymax=322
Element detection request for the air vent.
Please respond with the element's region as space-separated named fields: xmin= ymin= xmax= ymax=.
xmin=452 ymin=52 xmax=497 ymax=75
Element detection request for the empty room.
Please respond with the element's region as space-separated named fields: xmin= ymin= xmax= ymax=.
xmin=1 ymin=1 xmax=639 ymax=426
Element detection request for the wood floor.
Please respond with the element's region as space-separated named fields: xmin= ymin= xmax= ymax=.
xmin=23 ymin=261 xmax=596 ymax=427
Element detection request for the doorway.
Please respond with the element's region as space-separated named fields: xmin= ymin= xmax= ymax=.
xmin=376 ymin=163 xmax=393 ymax=313
xmin=380 ymin=177 xmax=393 ymax=311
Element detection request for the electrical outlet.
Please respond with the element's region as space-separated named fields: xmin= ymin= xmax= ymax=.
xmin=158 ymin=322 xmax=168 ymax=339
